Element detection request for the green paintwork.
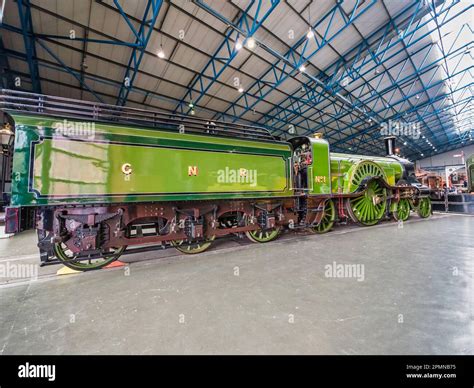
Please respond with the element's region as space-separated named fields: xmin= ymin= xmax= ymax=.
xmin=467 ymin=154 xmax=474 ymax=192
xmin=345 ymin=161 xmax=387 ymax=225
xmin=307 ymin=138 xmax=331 ymax=195
xmin=9 ymin=114 xmax=293 ymax=206
xmin=246 ymin=227 xmax=281 ymax=243
xmin=312 ymin=199 xmax=335 ymax=233
xmin=345 ymin=160 xmax=388 ymax=193
xmin=292 ymin=136 xmax=402 ymax=196
xmin=329 ymin=152 xmax=403 ymax=194
xmin=347 ymin=177 xmax=387 ymax=225
xmin=8 ymin=114 xmax=407 ymax=209
xmin=393 ymin=198 xmax=410 ymax=221
xmin=171 ymin=235 xmax=216 ymax=254
xmin=417 ymin=197 xmax=432 ymax=218
xmin=54 ymin=243 xmax=125 ymax=271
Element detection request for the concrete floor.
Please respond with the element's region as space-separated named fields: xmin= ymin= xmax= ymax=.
xmin=0 ymin=213 xmax=472 ymax=355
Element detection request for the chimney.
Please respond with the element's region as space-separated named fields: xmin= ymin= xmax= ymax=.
xmin=384 ymin=136 xmax=396 ymax=156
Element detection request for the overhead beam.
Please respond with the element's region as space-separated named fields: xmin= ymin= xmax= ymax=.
xmin=195 ymin=0 xmax=378 ymax=133
xmin=265 ymin=0 xmax=451 ymax=137
xmin=268 ymin=0 xmax=469 ymax=158
xmin=115 ymin=0 xmax=163 ymax=106
xmin=16 ymin=0 xmax=41 ymax=93
xmin=36 ymin=39 xmax=105 ymax=103
xmin=173 ymin=0 xmax=280 ymax=114
xmin=1 ymin=25 xmax=319 ymax=135
xmin=290 ymin=1 xmax=467 ymax=140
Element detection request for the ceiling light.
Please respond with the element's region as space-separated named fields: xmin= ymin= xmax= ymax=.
xmin=235 ymin=40 xmax=243 ymax=51
xmin=188 ymin=101 xmax=194 ymax=109
xmin=299 ymin=64 xmax=306 ymax=73
xmin=157 ymin=46 xmax=165 ymax=59
xmin=403 ymin=142 xmax=407 ymax=145
xmin=190 ymin=109 xmax=195 ymax=115
xmin=246 ymin=37 xmax=256 ymax=49
xmin=421 ymin=153 xmax=424 ymax=156
xmin=306 ymin=28 xmax=314 ymax=39
xmin=238 ymin=86 xmax=244 ymax=93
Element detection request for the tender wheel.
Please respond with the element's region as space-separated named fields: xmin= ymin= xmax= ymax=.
xmin=245 ymin=227 xmax=281 ymax=243
xmin=346 ymin=180 xmax=387 ymax=226
xmin=417 ymin=197 xmax=432 ymax=218
xmin=312 ymin=199 xmax=335 ymax=234
xmin=171 ymin=236 xmax=215 ymax=254
xmin=54 ymin=243 xmax=126 ymax=271
xmin=393 ymin=198 xmax=411 ymax=222
xmin=218 ymin=211 xmax=245 ymax=231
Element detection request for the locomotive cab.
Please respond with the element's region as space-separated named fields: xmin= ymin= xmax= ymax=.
xmin=289 ymin=137 xmax=312 ymax=190
xmin=289 ymin=136 xmax=331 ymax=195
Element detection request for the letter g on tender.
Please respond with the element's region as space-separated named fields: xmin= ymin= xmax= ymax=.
xmin=121 ymin=163 xmax=132 ymax=175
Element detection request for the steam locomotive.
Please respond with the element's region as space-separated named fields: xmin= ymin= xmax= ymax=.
xmin=0 ymin=90 xmax=431 ymax=271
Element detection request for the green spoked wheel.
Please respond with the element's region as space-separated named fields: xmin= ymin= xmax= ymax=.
xmin=54 ymin=243 xmax=126 ymax=271
xmin=347 ymin=160 xmax=388 ymax=193
xmin=246 ymin=227 xmax=281 ymax=243
xmin=312 ymin=199 xmax=335 ymax=234
xmin=171 ymin=236 xmax=216 ymax=254
xmin=393 ymin=198 xmax=411 ymax=222
xmin=417 ymin=197 xmax=432 ymax=218
xmin=346 ymin=180 xmax=387 ymax=226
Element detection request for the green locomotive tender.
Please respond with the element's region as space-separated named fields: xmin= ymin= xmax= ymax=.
xmin=1 ymin=91 xmax=431 ymax=270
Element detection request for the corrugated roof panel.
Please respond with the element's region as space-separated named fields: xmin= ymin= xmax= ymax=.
xmin=177 ymin=22 xmax=223 ymax=57
xmin=30 ymin=7 xmax=55 ymax=35
xmin=151 ymin=79 xmax=187 ymax=100
xmin=2 ymin=30 xmax=21 ymax=55
xmin=305 ymin=44 xmax=338 ymax=70
xmin=190 ymin=0 xmax=238 ymax=33
xmin=8 ymin=58 xmax=30 ymax=76
xmin=145 ymin=97 xmax=179 ymax=112
xmin=163 ymin=44 xmax=207 ymax=76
